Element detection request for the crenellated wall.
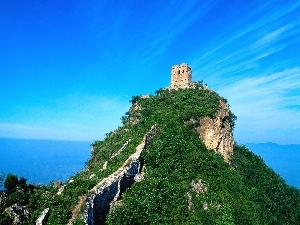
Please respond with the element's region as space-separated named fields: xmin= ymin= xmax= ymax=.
xmin=85 ymin=125 xmax=157 ymax=225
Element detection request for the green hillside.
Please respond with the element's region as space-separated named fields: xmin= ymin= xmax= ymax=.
xmin=1 ymin=85 xmax=299 ymax=224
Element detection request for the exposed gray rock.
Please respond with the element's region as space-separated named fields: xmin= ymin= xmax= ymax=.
xmin=134 ymin=171 xmax=145 ymax=182
xmin=36 ymin=208 xmax=49 ymax=225
xmin=0 ymin=192 xmax=7 ymax=208
xmin=110 ymin=139 xmax=131 ymax=159
xmin=187 ymin=193 xmax=193 ymax=210
xmin=203 ymin=201 xmax=208 ymax=210
xmin=5 ymin=203 xmax=30 ymax=225
xmin=188 ymin=179 xmax=208 ymax=211
xmin=191 ymin=179 xmax=207 ymax=193
xmin=100 ymin=161 xmax=108 ymax=172
xmin=57 ymin=186 xmax=65 ymax=195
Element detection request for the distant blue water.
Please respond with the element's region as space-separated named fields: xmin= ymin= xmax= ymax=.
xmin=1 ymin=139 xmax=299 ymax=191
xmin=0 ymin=138 xmax=91 ymax=187
xmin=247 ymin=143 xmax=300 ymax=189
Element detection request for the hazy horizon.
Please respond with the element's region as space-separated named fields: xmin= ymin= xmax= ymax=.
xmin=1 ymin=138 xmax=299 ymax=189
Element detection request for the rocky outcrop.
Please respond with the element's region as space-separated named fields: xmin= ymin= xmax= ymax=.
xmin=4 ymin=203 xmax=30 ymax=225
xmin=188 ymin=179 xmax=208 ymax=210
xmin=100 ymin=161 xmax=107 ymax=172
xmin=0 ymin=192 xmax=6 ymax=209
xmin=110 ymin=139 xmax=131 ymax=159
xmin=36 ymin=208 xmax=49 ymax=225
xmin=85 ymin=125 xmax=157 ymax=225
xmin=56 ymin=185 xmax=65 ymax=195
xmin=197 ymin=100 xmax=234 ymax=163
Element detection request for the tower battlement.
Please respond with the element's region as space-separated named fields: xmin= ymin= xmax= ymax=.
xmin=170 ymin=63 xmax=192 ymax=88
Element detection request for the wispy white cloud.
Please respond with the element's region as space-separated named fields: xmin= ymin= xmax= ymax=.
xmin=137 ymin=1 xmax=217 ymax=63
xmin=192 ymin=1 xmax=300 ymax=70
xmin=0 ymin=95 xmax=131 ymax=141
xmin=0 ymin=123 xmax=92 ymax=141
xmin=0 ymin=120 xmax=117 ymax=142
xmin=191 ymin=1 xmax=300 ymax=92
xmin=216 ymin=68 xmax=300 ymax=144
xmin=255 ymin=25 xmax=293 ymax=47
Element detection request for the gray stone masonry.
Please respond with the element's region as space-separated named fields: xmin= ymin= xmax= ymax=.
xmin=85 ymin=125 xmax=157 ymax=225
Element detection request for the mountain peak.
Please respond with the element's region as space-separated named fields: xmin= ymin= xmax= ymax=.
xmin=1 ymin=65 xmax=299 ymax=225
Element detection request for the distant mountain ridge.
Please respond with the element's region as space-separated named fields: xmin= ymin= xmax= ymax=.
xmin=247 ymin=142 xmax=300 ymax=149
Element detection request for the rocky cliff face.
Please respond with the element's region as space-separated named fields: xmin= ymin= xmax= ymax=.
xmin=197 ymin=100 xmax=234 ymax=163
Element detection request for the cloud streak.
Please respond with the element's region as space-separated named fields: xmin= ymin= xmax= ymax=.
xmin=217 ymin=68 xmax=300 ymax=144
xmin=255 ymin=25 xmax=293 ymax=47
xmin=0 ymin=94 xmax=131 ymax=141
xmin=185 ymin=1 xmax=300 ymax=143
xmin=0 ymin=123 xmax=93 ymax=141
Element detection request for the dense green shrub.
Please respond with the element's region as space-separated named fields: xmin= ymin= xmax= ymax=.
xmin=4 ymin=174 xmax=18 ymax=192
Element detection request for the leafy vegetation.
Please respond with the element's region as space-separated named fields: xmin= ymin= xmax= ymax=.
xmin=0 ymin=173 xmax=4 ymax=189
xmin=0 ymin=85 xmax=299 ymax=224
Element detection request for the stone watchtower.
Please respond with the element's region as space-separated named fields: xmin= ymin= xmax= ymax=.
xmin=171 ymin=63 xmax=192 ymax=88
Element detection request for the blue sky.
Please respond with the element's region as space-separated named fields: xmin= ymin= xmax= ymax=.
xmin=0 ymin=0 xmax=299 ymax=144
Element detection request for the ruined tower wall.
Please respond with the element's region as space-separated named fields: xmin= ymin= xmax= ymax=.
xmin=171 ymin=63 xmax=192 ymax=88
